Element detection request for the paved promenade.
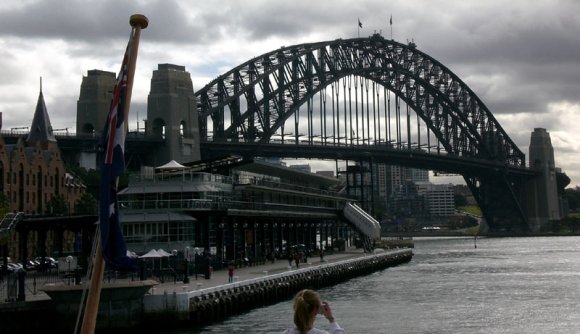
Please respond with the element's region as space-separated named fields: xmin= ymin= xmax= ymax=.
xmin=152 ymin=247 xmax=368 ymax=295
xmin=28 ymin=247 xmax=371 ymax=301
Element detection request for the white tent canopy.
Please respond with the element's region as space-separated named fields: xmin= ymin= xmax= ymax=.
xmin=139 ymin=249 xmax=162 ymax=258
xmin=126 ymin=250 xmax=138 ymax=258
xmin=155 ymin=160 xmax=186 ymax=171
xmin=157 ymin=249 xmax=173 ymax=257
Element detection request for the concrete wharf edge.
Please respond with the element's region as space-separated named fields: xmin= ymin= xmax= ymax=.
xmin=140 ymin=248 xmax=413 ymax=332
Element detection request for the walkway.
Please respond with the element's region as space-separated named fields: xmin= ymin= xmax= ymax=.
xmin=26 ymin=247 xmax=370 ymax=301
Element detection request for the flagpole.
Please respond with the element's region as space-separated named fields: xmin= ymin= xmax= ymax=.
xmin=390 ymin=14 xmax=393 ymax=40
xmin=79 ymin=14 xmax=148 ymax=334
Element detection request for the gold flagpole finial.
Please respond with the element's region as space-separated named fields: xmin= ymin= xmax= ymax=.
xmin=130 ymin=14 xmax=149 ymax=29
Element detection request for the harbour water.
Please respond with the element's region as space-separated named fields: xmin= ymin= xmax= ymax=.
xmin=157 ymin=236 xmax=580 ymax=333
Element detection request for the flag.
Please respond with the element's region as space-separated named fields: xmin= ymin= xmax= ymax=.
xmin=98 ymin=34 xmax=137 ymax=272
xmin=358 ymin=18 xmax=363 ymax=28
xmin=390 ymin=15 xmax=392 ymax=26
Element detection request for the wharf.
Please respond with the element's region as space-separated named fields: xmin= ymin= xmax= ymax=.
xmin=26 ymin=246 xmax=380 ymax=302
xmin=3 ymin=247 xmax=413 ymax=333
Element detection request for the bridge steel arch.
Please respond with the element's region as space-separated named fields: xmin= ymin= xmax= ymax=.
xmin=195 ymin=34 xmax=534 ymax=233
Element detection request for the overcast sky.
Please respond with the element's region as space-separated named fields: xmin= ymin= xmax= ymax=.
xmin=0 ymin=0 xmax=578 ymax=187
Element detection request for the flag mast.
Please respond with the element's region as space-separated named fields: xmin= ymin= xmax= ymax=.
xmin=79 ymin=14 xmax=148 ymax=334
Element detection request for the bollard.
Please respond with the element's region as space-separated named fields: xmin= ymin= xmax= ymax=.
xmin=17 ymin=269 xmax=26 ymax=301
xmin=75 ymin=268 xmax=81 ymax=285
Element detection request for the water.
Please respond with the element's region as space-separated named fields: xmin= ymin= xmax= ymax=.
xmin=157 ymin=236 xmax=580 ymax=333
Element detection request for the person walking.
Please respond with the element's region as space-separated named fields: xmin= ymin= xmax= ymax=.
xmin=287 ymin=251 xmax=294 ymax=268
xmin=283 ymin=289 xmax=345 ymax=334
xmin=294 ymin=251 xmax=301 ymax=269
xmin=228 ymin=261 xmax=235 ymax=283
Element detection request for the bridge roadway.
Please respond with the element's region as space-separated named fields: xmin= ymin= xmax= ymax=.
xmin=0 ymin=131 xmax=537 ymax=179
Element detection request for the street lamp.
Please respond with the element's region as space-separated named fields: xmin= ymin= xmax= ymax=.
xmin=66 ymin=255 xmax=73 ymax=285
xmin=193 ymin=247 xmax=200 ymax=280
xmin=171 ymin=249 xmax=178 ymax=283
xmin=184 ymin=246 xmax=190 ymax=283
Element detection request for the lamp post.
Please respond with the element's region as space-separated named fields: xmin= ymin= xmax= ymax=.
xmin=183 ymin=246 xmax=190 ymax=283
xmin=171 ymin=249 xmax=178 ymax=283
xmin=193 ymin=247 xmax=200 ymax=280
xmin=66 ymin=255 xmax=73 ymax=285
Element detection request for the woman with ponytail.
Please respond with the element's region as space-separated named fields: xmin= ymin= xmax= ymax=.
xmin=283 ymin=289 xmax=345 ymax=334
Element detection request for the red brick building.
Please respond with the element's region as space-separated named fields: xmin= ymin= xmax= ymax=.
xmin=0 ymin=88 xmax=87 ymax=263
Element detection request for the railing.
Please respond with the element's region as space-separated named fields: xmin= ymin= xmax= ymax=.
xmin=0 ymin=268 xmax=84 ymax=303
xmin=0 ymin=212 xmax=23 ymax=233
xmin=119 ymin=199 xmax=341 ymax=214
xmin=120 ymin=199 xmax=216 ymax=210
xmin=236 ymin=176 xmax=346 ymax=198
xmin=129 ymin=171 xmax=233 ymax=185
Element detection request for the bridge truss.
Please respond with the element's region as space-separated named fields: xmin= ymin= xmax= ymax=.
xmin=195 ymin=34 xmax=535 ymax=232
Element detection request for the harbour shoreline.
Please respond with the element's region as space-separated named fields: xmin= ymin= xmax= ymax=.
xmin=0 ymin=247 xmax=412 ymax=333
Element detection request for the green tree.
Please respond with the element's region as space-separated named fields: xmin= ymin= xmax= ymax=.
xmin=565 ymin=188 xmax=580 ymax=212
xmin=66 ymin=164 xmax=130 ymax=199
xmin=47 ymin=194 xmax=69 ymax=215
xmin=0 ymin=193 xmax=9 ymax=217
xmin=454 ymin=193 xmax=468 ymax=207
xmin=75 ymin=192 xmax=97 ymax=215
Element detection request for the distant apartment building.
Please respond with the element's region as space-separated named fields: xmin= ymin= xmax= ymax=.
xmin=415 ymin=182 xmax=455 ymax=216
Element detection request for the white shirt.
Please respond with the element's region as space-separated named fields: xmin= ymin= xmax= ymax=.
xmin=283 ymin=321 xmax=345 ymax=334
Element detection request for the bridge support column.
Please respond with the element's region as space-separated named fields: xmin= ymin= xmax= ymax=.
xmin=525 ymin=128 xmax=561 ymax=232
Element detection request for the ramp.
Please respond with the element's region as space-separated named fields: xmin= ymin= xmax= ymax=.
xmin=0 ymin=212 xmax=23 ymax=233
xmin=343 ymin=202 xmax=381 ymax=240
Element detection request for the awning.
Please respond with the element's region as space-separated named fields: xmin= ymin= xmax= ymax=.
xmin=139 ymin=249 xmax=162 ymax=258
xmin=157 ymin=249 xmax=173 ymax=257
xmin=155 ymin=160 xmax=186 ymax=171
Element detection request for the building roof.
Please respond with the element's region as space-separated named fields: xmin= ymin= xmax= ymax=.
xmin=233 ymin=160 xmax=342 ymax=188
xmin=26 ymin=90 xmax=56 ymax=147
xmin=155 ymin=159 xmax=187 ymax=171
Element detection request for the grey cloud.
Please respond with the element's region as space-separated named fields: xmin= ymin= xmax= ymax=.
xmin=0 ymin=0 xmax=202 ymax=44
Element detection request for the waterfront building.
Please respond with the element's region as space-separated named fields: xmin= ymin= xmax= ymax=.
xmin=118 ymin=156 xmax=358 ymax=267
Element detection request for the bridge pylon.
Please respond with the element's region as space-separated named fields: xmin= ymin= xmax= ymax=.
xmin=147 ymin=64 xmax=201 ymax=165
xmin=524 ymin=128 xmax=564 ymax=231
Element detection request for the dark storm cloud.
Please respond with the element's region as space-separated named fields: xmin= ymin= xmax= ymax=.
xmin=204 ymin=0 xmax=369 ymax=41
xmin=0 ymin=0 xmax=210 ymax=44
xmin=409 ymin=1 xmax=580 ymax=118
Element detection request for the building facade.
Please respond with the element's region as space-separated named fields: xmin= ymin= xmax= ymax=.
xmin=118 ymin=157 xmax=356 ymax=267
xmin=1 ymin=89 xmax=87 ymax=265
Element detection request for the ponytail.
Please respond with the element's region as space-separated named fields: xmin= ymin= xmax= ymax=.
xmin=292 ymin=289 xmax=321 ymax=333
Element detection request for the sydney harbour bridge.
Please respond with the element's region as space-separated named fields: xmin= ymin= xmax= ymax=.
xmin=7 ymin=34 xmax=569 ymax=233
xmin=194 ymin=33 xmax=567 ymax=234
